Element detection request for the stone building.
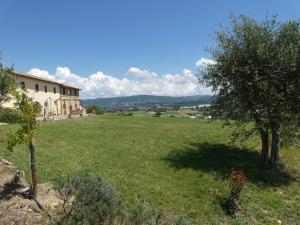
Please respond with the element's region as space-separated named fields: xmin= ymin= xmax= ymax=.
xmin=2 ymin=70 xmax=85 ymax=117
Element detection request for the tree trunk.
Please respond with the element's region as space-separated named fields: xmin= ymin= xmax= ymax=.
xmin=28 ymin=141 xmax=37 ymax=199
xmin=260 ymin=129 xmax=269 ymax=168
xmin=270 ymin=123 xmax=280 ymax=173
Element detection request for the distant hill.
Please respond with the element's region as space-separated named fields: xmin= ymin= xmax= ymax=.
xmin=82 ymin=95 xmax=212 ymax=109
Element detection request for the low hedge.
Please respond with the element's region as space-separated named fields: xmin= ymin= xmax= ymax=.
xmin=0 ymin=107 xmax=20 ymax=123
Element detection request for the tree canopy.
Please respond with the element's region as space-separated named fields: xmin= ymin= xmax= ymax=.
xmin=201 ymin=15 xmax=300 ymax=172
xmin=0 ymin=63 xmax=15 ymax=105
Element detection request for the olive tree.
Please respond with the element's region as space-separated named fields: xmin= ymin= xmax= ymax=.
xmin=0 ymin=63 xmax=15 ymax=106
xmin=201 ymin=15 xmax=300 ymax=172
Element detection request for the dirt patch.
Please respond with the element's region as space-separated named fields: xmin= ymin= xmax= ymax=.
xmin=0 ymin=172 xmax=15 ymax=187
xmin=0 ymin=158 xmax=15 ymax=169
xmin=37 ymin=183 xmax=63 ymax=209
xmin=0 ymin=196 xmax=48 ymax=225
xmin=0 ymin=157 xmax=62 ymax=225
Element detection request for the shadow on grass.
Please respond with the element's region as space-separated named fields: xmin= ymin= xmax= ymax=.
xmin=164 ymin=142 xmax=295 ymax=187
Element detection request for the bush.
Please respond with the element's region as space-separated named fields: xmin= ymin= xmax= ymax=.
xmin=117 ymin=112 xmax=133 ymax=116
xmin=86 ymin=105 xmax=104 ymax=115
xmin=0 ymin=107 xmax=20 ymax=123
xmin=153 ymin=112 xmax=161 ymax=117
xmin=33 ymin=101 xmax=42 ymax=115
xmin=53 ymin=172 xmax=123 ymax=225
xmin=52 ymin=172 xmax=188 ymax=225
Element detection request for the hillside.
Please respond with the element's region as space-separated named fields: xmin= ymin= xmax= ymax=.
xmin=82 ymin=95 xmax=212 ymax=108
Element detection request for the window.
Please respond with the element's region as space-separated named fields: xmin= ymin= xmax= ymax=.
xmin=20 ymin=81 xmax=25 ymax=90
xmin=74 ymin=90 xmax=77 ymax=96
xmin=63 ymin=88 xmax=66 ymax=95
xmin=69 ymin=89 xmax=72 ymax=95
xmin=44 ymin=86 xmax=47 ymax=93
xmin=53 ymin=87 xmax=56 ymax=94
xmin=35 ymin=84 xmax=39 ymax=92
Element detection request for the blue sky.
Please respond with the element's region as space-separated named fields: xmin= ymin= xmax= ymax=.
xmin=0 ymin=0 xmax=299 ymax=98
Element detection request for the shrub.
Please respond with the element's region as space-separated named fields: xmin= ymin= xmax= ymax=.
xmin=33 ymin=101 xmax=42 ymax=115
xmin=153 ymin=112 xmax=161 ymax=117
xmin=86 ymin=105 xmax=104 ymax=115
xmin=117 ymin=112 xmax=133 ymax=116
xmin=53 ymin=172 xmax=123 ymax=225
xmin=52 ymin=172 xmax=188 ymax=225
xmin=0 ymin=107 xmax=20 ymax=123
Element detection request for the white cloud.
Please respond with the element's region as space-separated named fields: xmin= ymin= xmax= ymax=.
xmin=28 ymin=68 xmax=56 ymax=81
xmin=195 ymin=57 xmax=216 ymax=67
xmin=127 ymin=67 xmax=157 ymax=80
xmin=28 ymin=65 xmax=212 ymax=99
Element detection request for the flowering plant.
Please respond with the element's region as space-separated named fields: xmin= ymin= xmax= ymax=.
xmin=223 ymin=169 xmax=247 ymax=215
xmin=229 ymin=169 xmax=247 ymax=200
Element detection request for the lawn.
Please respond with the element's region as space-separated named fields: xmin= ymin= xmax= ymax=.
xmin=0 ymin=114 xmax=299 ymax=224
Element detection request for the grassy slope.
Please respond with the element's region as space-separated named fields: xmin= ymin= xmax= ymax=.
xmin=0 ymin=115 xmax=299 ymax=224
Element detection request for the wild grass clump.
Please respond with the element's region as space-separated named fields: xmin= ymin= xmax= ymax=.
xmin=52 ymin=172 xmax=188 ymax=225
xmin=126 ymin=204 xmax=188 ymax=225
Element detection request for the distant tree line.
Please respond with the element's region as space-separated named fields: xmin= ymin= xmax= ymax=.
xmin=86 ymin=105 xmax=104 ymax=114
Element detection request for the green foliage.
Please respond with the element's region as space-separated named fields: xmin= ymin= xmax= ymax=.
xmin=126 ymin=205 xmax=188 ymax=225
xmin=0 ymin=63 xmax=15 ymax=105
xmin=53 ymin=172 xmax=123 ymax=225
xmin=117 ymin=112 xmax=133 ymax=116
xmin=53 ymin=172 xmax=188 ymax=225
xmin=132 ymin=205 xmax=188 ymax=225
xmin=7 ymin=89 xmax=40 ymax=151
xmin=0 ymin=107 xmax=20 ymax=123
xmin=33 ymin=101 xmax=42 ymax=115
xmin=201 ymin=14 xmax=300 ymax=135
xmin=153 ymin=112 xmax=161 ymax=117
xmin=86 ymin=105 xmax=104 ymax=115
xmin=201 ymin=14 xmax=300 ymax=170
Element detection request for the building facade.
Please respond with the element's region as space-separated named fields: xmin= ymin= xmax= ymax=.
xmin=2 ymin=71 xmax=85 ymax=116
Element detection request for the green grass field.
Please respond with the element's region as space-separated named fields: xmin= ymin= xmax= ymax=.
xmin=0 ymin=114 xmax=299 ymax=224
